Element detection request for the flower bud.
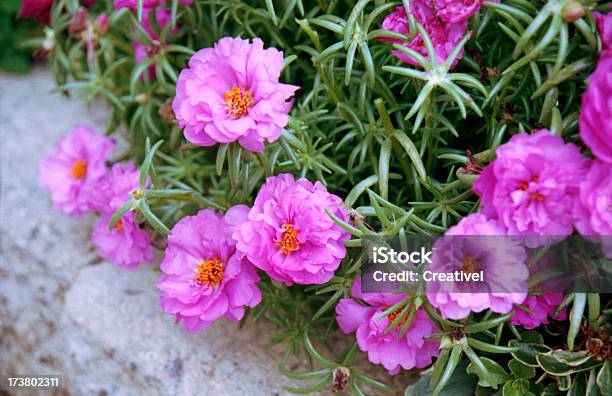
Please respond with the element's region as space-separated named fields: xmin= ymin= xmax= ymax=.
xmin=135 ymin=93 xmax=149 ymax=104
xmin=69 ymin=8 xmax=89 ymax=34
xmin=159 ymin=98 xmax=176 ymax=124
xmin=562 ymin=0 xmax=585 ymax=22
xmin=94 ymin=13 xmax=109 ymax=36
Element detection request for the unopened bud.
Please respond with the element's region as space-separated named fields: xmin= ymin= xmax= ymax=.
xmin=159 ymin=98 xmax=176 ymax=124
xmin=69 ymin=8 xmax=89 ymax=34
xmin=135 ymin=93 xmax=149 ymax=104
xmin=94 ymin=13 xmax=109 ymax=35
xmin=562 ymin=0 xmax=585 ymax=22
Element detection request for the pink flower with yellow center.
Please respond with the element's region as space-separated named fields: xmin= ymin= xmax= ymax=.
xmin=88 ymin=162 xmax=153 ymax=270
xmin=39 ymin=124 xmax=114 ymax=216
xmin=233 ymin=173 xmax=350 ymax=285
xmin=473 ymin=130 xmax=587 ymax=240
xmin=336 ymin=279 xmax=439 ymax=374
xmin=172 ymin=37 xmax=299 ymax=152
xmin=91 ymin=211 xmax=154 ymax=270
xmin=157 ymin=206 xmax=262 ymax=332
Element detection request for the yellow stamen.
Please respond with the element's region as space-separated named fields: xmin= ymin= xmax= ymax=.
xmin=387 ymin=307 xmax=408 ymax=326
xmin=224 ymin=86 xmax=254 ymax=118
xmin=463 ymin=256 xmax=478 ymax=273
xmin=194 ymin=258 xmax=224 ymax=287
xmin=70 ymin=160 xmax=87 ymax=179
xmin=277 ymin=224 xmax=300 ymax=255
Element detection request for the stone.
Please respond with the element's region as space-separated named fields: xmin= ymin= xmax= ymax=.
xmin=63 ymin=263 xmax=302 ymax=395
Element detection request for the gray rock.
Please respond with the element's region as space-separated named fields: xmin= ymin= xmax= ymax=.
xmin=63 ymin=264 xmax=302 ymax=396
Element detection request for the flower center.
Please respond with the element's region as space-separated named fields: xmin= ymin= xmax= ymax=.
xmin=224 ymin=86 xmax=254 ymax=118
xmin=194 ymin=258 xmax=224 ymax=287
xmin=70 ymin=160 xmax=87 ymax=179
xmin=387 ymin=307 xmax=408 ymax=326
xmin=463 ymin=255 xmax=478 ymax=273
xmin=277 ymin=224 xmax=300 ymax=255
xmin=529 ymin=284 xmax=543 ymax=295
xmin=518 ymin=176 xmax=544 ymax=201
xmin=115 ymin=220 xmax=123 ymax=232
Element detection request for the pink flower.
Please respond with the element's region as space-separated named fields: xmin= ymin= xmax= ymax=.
xmin=233 ymin=174 xmax=350 ymax=285
xmin=157 ymin=206 xmax=262 ymax=332
xmin=595 ymin=11 xmax=612 ymax=57
xmin=141 ymin=7 xmax=176 ymax=40
xmin=426 ymin=214 xmax=528 ymax=320
xmin=573 ymin=160 xmax=612 ymax=257
xmin=133 ymin=41 xmax=156 ymax=79
xmin=434 ymin=0 xmax=496 ymax=24
xmin=39 ymin=124 xmax=114 ymax=216
xmin=473 ymin=130 xmax=587 ymax=238
xmin=19 ymin=0 xmax=53 ymax=23
xmin=336 ymin=279 xmax=439 ymax=374
xmin=113 ymin=0 xmax=191 ymax=9
xmin=579 ymin=57 xmax=612 ymax=163
xmin=381 ymin=3 xmax=467 ymax=68
xmin=131 ymin=7 xmax=177 ymax=80
xmin=88 ymin=162 xmax=141 ymax=213
xmin=172 ymin=37 xmax=299 ymax=152
xmin=88 ymin=162 xmax=153 ymax=270
xmin=94 ymin=13 xmax=110 ymax=35
xmin=113 ymin=0 xmax=161 ymax=10
xmin=510 ymin=293 xmax=567 ymax=329
xmin=91 ymin=211 xmax=154 ymax=270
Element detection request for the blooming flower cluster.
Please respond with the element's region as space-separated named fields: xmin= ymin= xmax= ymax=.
xmin=39 ymin=125 xmax=153 ymax=270
xmin=32 ymin=0 xmax=612 ymax=384
xmin=157 ymin=173 xmax=351 ymax=330
xmin=381 ymin=0 xmax=497 ymax=67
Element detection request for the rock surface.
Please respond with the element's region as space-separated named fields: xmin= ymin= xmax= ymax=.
xmin=0 ymin=68 xmax=310 ymax=395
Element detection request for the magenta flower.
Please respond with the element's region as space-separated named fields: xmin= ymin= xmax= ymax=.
xmin=381 ymin=2 xmax=467 ymax=68
xmin=91 ymin=211 xmax=154 ymax=270
xmin=113 ymin=0 xmax=161 ymax=10
xmin=579 ymin=57 xmax=612 ymax=163
xmin=434 ymin=0 xmax=496 ymax=24
xmin=19 ymin=0 xmax=53 ymax=23
xmin=233 ymin=174 xmax=350 ymax=285
xmin=88 ymin=162 xmax=153 ymax=270
xmin=426 ymin=214 xmax=528 ymax=320
xmin=157 ymin=206 xmax=262 ymax=332
xmin=336 ymin=279 xmax=439 ymax=374
xmin=131 ymin=7 xmax=177 ymax=80
xmin=88 ymin=162 xmax=141 ymax=213
xmin=39 ymin=124 xmax=114 ymax=216
xmin=510 ymin=294 xmax=567 ymax=329
xmin=595 ymin=11 xmax=612 ymax=57
xmin=172 ymin=37 xmax=299 ymax=152
xmin=473 ymin=130 xmax=587 ymax=239
xmin=573 ymin=160 xmax=612 ymax=257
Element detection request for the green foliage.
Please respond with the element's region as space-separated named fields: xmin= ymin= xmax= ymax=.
xmin=0 ymin=0 xmax=39 ymax=73
xmin=30 ymin=0 xmax=612 ymax=394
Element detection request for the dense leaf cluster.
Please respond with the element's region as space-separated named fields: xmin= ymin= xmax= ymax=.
xmin=39 ymin=0 xmax=611 ymax=394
